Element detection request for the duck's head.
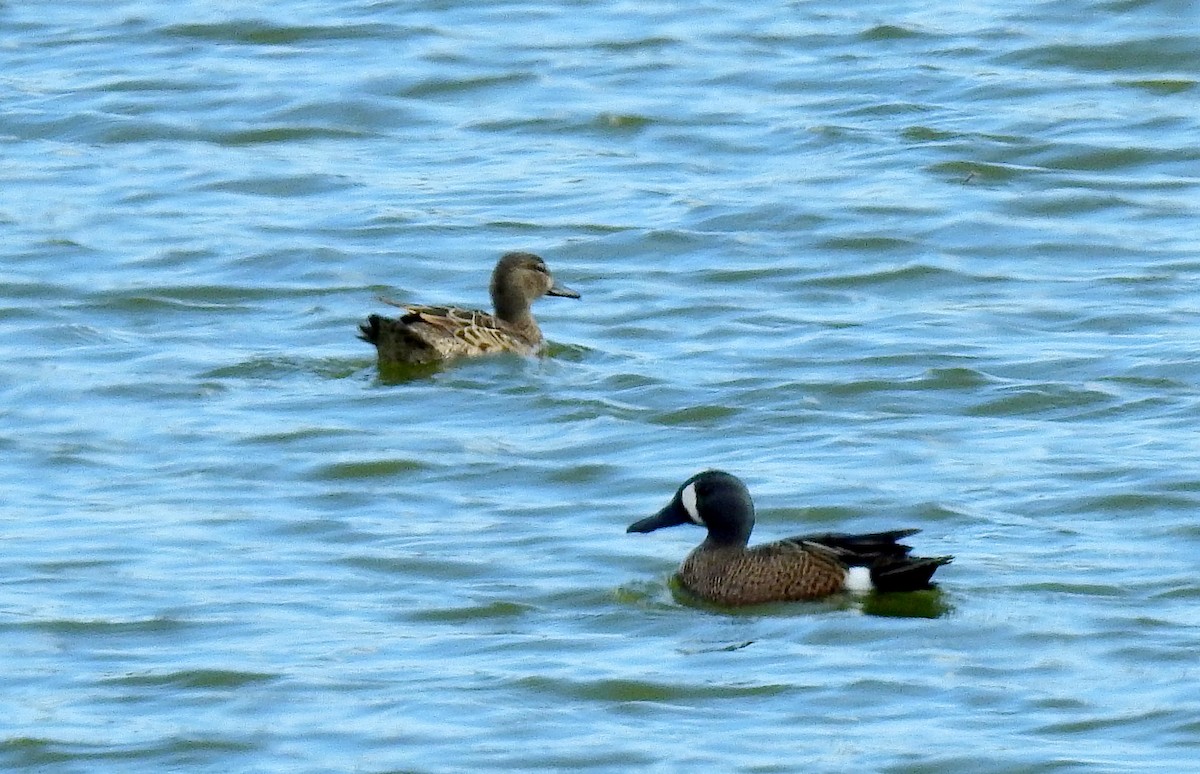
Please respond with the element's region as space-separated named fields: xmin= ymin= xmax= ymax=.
xmin=490 ymin=252 xmax=580 ymax=319
xmin=627 ymin=470 xmax=755 ymax=547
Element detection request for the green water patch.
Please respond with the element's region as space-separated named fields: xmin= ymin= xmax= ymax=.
xmin=407 ymin=600 xmax=534 ymax=624
xmin=1034 ymin=145 xmax=1181 ymax=173
xmin=1153 ymin=585 xmax=1200 ymax=601
xmin=777 ymin=504 xmax=869 ymax=525
xmin=1073 ymin=492 xmax=1199 ymax=514
xmin=24 ymin=616 xmax=187 ymax=636
xmin=859 ymin=589 xmax=952 ymax=619
xmin=1035 ymin=707 xmax=1177 ymax=736
xmin=921 ymin=367 xmax=996 ymax=390
xmin=1004 ymin=37 xmax=1200 ymax=74
xmin=1016 ymin=582 xmax=1125 ymax=597
xmin=99 ymin=669 xmax=277 ymax=689
xmin=239 ymin=426 xmax=364 ymax=446
xmin=161 ymin=21 xmax=389 ymax=45
xmin=515 ymin=674 xmax=792 ymax=702
xmin=1004 ymin=189 xmax=1136 ymax=216
xmin=30 ymin=558 xmax=124 ymax=574
xmin=204 ymin=356 xmax=363 ymax=380
xmin=928 ymin=160 xmax=1024 ymax=184
xmin=966 ymin=385 xmax=1114 ymax=419
xmin=804 ymin=263 xmax=982 ymax=290
xmin=815 ymin=234 xmax=919 ymax=253
xmin=696 ymin=265 xmax=799 ymax=284
xmin=544 ymin=463 xmax=623 ymax=484
xmin=860 ymin=24 xmax=929 ymax=41
xmin=821 ymin=367 xmax=994 ymax=397
xmin=198 ymin=173 xmax=353 ymax=198
xmin=593 ymin=112 xmax=654 ymax=132
xmin=86 ymin=284 xmax=292 ymax=310
xmin=341 ymin=553 xmax=489 ymax=581
xmin=216 ymin=126 xmax=372 ymax=145
xmin=0 ymin=736 xmax=246 ymax=767
xmin=901 ymin=125 xmax=961 ymax=143
xmin=313 ymin=457 xmax=429 ymax=480
xmin=650 ymin=404 xmax=739 ymax=427
xmin=664 ymin=577 xmax=952 ymax=619
xmin=592 ymin=35 xmax=680 ymax=52
xmin=372 ymin=360 xmax=447 ymax=383
xmin=677 ymin=640 xmax=755 ymax=654
xmin=613 ymin=580 xmax=678 ymax=610
xmin=1118 ymin=78 xmax=1195 ymax=95
xmin=402 ymin=72 xmax=536 ymax=99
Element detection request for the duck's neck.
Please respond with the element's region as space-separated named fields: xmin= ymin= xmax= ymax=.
xmin=494 ymin=297 xmax=540 ymax=339
xmin=703 ymin=523 xmax=752 ymax=549
xmin=705 ymin=499 xmax=754 ymax=547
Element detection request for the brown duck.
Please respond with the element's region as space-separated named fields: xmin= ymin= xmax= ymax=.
xmin=628 ymin=470 xmax=952 ymax=606
xmin=359 ymin=251 xmax=579 ymax=366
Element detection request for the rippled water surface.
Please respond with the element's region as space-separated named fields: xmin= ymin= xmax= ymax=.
xmin=4 ymin=1 xmax=1200 ymax=771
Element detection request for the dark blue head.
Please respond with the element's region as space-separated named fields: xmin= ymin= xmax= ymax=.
xmin=627 ymin=470 xmax=755 ymax=547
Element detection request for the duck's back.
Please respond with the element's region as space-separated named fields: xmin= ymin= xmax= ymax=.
xmin=361 ymin=304 xmax=540 ymax=365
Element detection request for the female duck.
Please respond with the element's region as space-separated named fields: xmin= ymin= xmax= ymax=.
xmin=628 ymin=470 xmax=952 ymax=606
xmin=359 ymin=251 xmax=579 ymax=366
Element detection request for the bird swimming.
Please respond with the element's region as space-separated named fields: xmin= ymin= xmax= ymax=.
xmin=627 ymin=470 xmax=952 ymax=606
xmin=359 ymin=251 xmax=579 ymax=366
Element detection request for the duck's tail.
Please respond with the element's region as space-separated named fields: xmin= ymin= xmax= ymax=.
xmin=358 ymin=313 xmax=440 ymax=366
xmin=358 ymin=314 xmax=384 ymax=345
xmin=870 ymin=555 xmax=954 ymax=592
xmin=798 ymin=529 xmax=953 ymax=592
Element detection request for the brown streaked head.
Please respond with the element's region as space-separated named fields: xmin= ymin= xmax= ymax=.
xmin=490 ymin=252 xmax=579 ymax=322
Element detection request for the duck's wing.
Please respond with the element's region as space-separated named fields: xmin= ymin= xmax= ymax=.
xmin=780 ymin=529 xmax=952 ymax=592
xmin=401 ymin=304 xmax=533 ymax=354
xmin=782 ymin=529 xmax=921 ymax=560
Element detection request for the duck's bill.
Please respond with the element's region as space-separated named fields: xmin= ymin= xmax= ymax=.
xmin=547 ymin=282 xmax=581 ymax=299
xmin=626 ymin=501 xmax=687 ymax=533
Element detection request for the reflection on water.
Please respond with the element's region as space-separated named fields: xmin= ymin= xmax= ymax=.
xmin=664 ymin=575 xmax=954 ymax=619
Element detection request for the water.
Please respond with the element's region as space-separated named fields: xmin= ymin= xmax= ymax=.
xmin=3 ymin=0 xmax=1200 ymax=771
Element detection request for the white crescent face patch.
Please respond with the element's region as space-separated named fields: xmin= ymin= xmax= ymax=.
xmin=680 ymin=482 xmax=703 ymax=525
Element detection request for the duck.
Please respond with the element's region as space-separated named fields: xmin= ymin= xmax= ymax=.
xmin=627 ymin=470 xmax=952 ymax=606
xmin=359 ymin=251 xmax=580 ymax=366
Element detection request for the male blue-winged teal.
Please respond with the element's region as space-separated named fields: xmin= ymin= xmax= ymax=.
xmin=359 ymin=251 xmax=580 ymax=366
xmin=628 ymin=470 xmax=952 ymax=606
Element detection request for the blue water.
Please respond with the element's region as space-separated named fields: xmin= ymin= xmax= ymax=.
xmin=3 ymin=0 xmax=1200 ymax=771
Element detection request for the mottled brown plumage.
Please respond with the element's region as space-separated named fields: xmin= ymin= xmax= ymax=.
xmin=678 ymin=542 xmax=850 ymax=605
xmin=359 ymin=252 xmax=579 ymax=366
xmin=628 ymin=471 xmax=953 ymax=606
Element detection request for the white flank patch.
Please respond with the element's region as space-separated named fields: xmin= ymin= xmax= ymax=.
xmin=680 ymin=482 xmax=702 ymax=525
xmin=843 ymin=566 xmax=874 ymax=594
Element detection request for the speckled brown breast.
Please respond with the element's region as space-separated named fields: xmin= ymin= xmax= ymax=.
xmin=677 ymin=542 xmax=848 ymax=605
